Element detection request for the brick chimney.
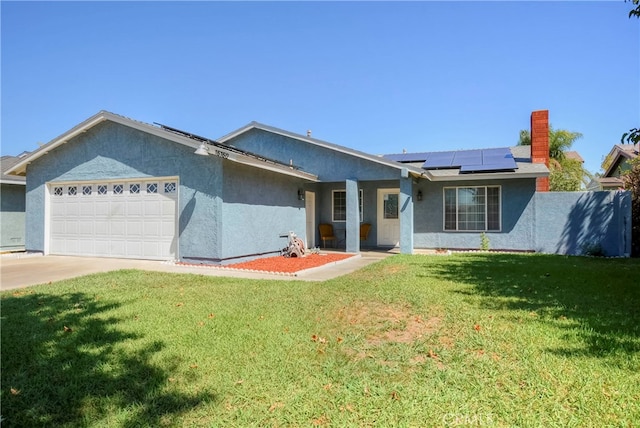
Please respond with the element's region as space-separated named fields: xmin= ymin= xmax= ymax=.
xmin=531 ymin=110 xmax=550 ymax=192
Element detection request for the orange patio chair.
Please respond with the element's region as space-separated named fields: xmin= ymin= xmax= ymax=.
xmin=318 ymin=223 xmax=337 ymax=248
xmin=360 ymin=223 xmax=372 ymax=242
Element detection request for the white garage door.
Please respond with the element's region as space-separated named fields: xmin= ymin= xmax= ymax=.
xmin=49 ymin=178 xmax=178 ymax=260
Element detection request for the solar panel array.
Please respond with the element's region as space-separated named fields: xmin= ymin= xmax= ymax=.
xmin=382 ymin=152 xmax=432 ymax=163
xmin=384 ymin=147 xmax=518 ymax=173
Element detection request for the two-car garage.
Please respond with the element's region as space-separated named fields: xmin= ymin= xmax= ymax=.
xmin=48 ymin=177 xmax=178 ymax=260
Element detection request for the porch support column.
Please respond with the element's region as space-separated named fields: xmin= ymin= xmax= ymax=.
xmin=345 ymin=178 xmax=360 ymax=253
xmin=399 ymin=169 xmax=414 ymax=254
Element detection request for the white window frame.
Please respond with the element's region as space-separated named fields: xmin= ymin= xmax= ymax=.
xmin=332 ymin=189 xmax=363 ymax=222
xmin=443 ymin=186 xmax=501 ymax=232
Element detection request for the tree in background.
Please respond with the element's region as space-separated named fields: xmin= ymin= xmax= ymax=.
xmin=623 ymin=157 xmax=640 ymax=256
xmin=628 ymin=0 xmax=640 ymax=18
xmin=623 ymin=0 xmax=639 ymax=256
xmin=518 ymin=126 xmax=592 ymax=191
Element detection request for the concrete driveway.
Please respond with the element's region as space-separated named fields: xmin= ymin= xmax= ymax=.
xmin=0 ymin=251 xmax=392 ymax=291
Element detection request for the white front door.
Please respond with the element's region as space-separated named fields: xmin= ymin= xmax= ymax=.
xmin=305 ymin=191 xmax=316 ymax=249
xmin=377 ymin=188 xmax=400 ymax=247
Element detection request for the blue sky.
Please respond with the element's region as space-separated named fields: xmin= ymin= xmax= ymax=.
xmin=2 ymin=1 xmax=638 ymax=175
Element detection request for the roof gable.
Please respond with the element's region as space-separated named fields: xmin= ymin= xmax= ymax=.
xmin=6 ymin=112 xmax=318 ymax=182
xmin=603 ymin=144 xmax=638 ymax=178
xmin=1 ymin=155 xmax=28 ymax=185
xmin=217 ymin=121 xmax=424 ymax=177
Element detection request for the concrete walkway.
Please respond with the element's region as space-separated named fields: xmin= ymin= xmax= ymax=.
xmin=0 ymin=251 xmax=394 ymax=291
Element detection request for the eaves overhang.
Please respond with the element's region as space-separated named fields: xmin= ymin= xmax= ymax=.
xmin=423 ymin=163 xmax=549 ymax=182
xmin=6 ymin=111 xmax=319 ymax=182
xmin=218 ymin=121 xmax=415 ymax=174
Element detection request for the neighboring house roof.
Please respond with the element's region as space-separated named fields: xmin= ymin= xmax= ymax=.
xmin=382 ymin=145 xmax=548 ymax=182
xmin=591 ymin=143 xmax=639 ymax=190
xmin=602 ymin=144 xmax=638 ymax=177
xmin=6 ymin=111 xmax=319 ymax=182
xmin=217 ymin=121 xmax=427 ymax=179
xmin=1 ymin=154 xmax=28 ymax=185
xmin=565 ymin=151 xmax=584 ymax=162
xmin=597 ymin=177 xmax=625 ymax=189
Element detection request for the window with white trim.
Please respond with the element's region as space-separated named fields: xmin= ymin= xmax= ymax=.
xmin=332 ymin=189 xmax=363 ymax=222
xmin=443 ymin=186 xmax=501 ymax=231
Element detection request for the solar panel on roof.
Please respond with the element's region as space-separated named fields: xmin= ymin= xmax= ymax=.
xmin=452 ymin=150 xmax=482 ymax=166
xmin=423 ymin=151 xmax=456 ymax=168
xmin=420 ymin=147 xmax=517 ymax=172
xmin=383 ymin=152 xmax=431 ymax=163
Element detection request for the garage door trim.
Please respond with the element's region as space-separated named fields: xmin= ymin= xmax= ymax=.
xmin=45 ymin=176 xmax=179 ymax=260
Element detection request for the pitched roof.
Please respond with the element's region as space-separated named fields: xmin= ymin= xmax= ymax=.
xmin=381 ymin=145 xmax=548 ymax=182
xmin=603 ymin=144 xmax=639 ymax=177
xmin=6 ymin=111 xmax=319 ymax=182
xmin=1 ymin=154 xmax=28 ymax=185
xmin=565 ymin=151 xmax=584 ymax=162
xmin=217 ymin=121 xmax=426 ymax=178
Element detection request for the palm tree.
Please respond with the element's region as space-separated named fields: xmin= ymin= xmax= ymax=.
xmin=518 ymin=126 xmax=591 ymax=191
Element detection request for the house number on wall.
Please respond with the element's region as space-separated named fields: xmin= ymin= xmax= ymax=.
xmin=214 ymin=149 xmax=229 ymax=159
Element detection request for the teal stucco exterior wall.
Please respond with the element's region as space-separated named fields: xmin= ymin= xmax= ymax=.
xmin=413 ymin=177 xmax=631 ymax=257
xmin=1 ymin=183 xmax=26 ymax=251
xmin=534 ymin=190 xmax=631 ymax=257
xmin=24 ymin=121 xmax=309 ymax=262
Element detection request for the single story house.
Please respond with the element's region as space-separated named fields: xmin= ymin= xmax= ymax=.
xmin=1 ymin=153 xmax=27 ymax=252
xmin=6 ymin=110 xmax=632 ymax=261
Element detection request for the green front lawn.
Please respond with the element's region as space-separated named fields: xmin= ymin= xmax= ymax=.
xmin=2 ymin=253 xmax=639 ymax=427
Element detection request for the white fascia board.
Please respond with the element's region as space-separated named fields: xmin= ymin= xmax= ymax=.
xmin=426 ymin=171 xmax=549 ymax=181
xmin=0 ymin=178 xmax=26 ymax=185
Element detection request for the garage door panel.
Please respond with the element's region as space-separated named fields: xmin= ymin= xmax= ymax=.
xmin=66 ymin=221 xmax=79 ymax=235
xmin=95 ymin=240 xmax=110 ymax=256
xmin=78 ymin=239 xmax=94 ymax=254
xmin=161 ymin=220 xmax=175 ymax=237
xmin=95 ymin=221 xmax=109 ymax=236
xmin=52 ymin=203 xmax=66 ymax=216
xmin=161 ymin=200 xmax=175 ymax=215
xmin=64 ymin=203 xmax=78 ymax=216
xmin=127 ymin=221 xmax=143 ymax=237
xmin=49 ymin=179 xmax=177 ymax=260
xmin=127 ymin=241 xmax=142 ymax=256
xmin=66 ymin=239 xmax=79 ymax=254
xmin=111 ymin=221 xmax=126 ymax=237
xmin=79 ymin=222 xmax=93 ymax=235
xmin=110 ymin=202 xmax=125 ymax=217
xmin=51 ymin=220 xmax=66 ymax=234
xmin=127 ymin=200 xmax=143 ymax=216
xmin=110 ymin=240 xmax=125 ymax=255
xmin=144 ymin=200 xmax=161 ymax=216
xmin=79 ymin=201 xmax=94 ymax=216
xmin=95 ymin=201 xmax=110 ymax=216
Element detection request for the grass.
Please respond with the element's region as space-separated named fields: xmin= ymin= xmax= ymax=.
xmin=2 ymin=253 xmax=639 ymax=427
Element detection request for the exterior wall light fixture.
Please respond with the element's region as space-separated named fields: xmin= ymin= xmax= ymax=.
xmin=417 ymin=190 xmax=423 ymax=201
xmin=194 ymin=142 xmax=209 ymax=156
xmin=298 ymin=189 xmax=305 ymax=200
